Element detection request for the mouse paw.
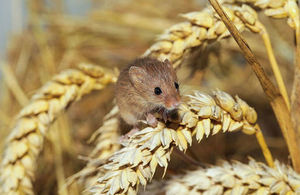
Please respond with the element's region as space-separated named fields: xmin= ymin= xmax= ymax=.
xmin=119 ymin=127 xmax=139 ymax=144
xmin=146 ymin=113 xmax=158 ymax=127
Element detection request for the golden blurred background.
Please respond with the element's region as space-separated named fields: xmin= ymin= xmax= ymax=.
xmin=0 ymin=0 xmax=296 ymax=194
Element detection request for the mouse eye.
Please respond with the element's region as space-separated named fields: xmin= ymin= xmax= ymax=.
xmin=154 ymin=87 xmax=162 ymax=95
xmin=174 ymin=82 xmax=179 ymax=89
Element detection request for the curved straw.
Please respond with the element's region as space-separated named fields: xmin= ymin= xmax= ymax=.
xmin=257 ymin=22 xmax=290 ymax=110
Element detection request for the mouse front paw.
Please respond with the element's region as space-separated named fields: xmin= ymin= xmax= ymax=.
xmin=119 ymin=127 xmax=140 ymax=144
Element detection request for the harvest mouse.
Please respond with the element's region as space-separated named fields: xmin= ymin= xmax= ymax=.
xmin=115 ymin=57 xmax=181 ymax=130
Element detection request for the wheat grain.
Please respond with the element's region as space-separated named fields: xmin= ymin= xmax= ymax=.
xmin=89 ymin=90 xmax=259 ymax=194
xmin=141 ymin=158 xmax=300 ymax=195
xmin=0 ymin=64 xmax=117 ymax=195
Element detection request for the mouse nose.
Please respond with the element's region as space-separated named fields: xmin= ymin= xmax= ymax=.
xmin=166 ymin=98 xmax=181 ymax=109
xmin=172 ymin=101 xmax=180 ymax=108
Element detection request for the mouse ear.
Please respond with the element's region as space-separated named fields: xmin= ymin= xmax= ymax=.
xmin=129 ymin=66 xmax=147 ymax=85
xmin=163 ymin=59 xmax=173 ymax=70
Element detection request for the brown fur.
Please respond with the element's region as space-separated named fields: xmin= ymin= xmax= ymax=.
xmin=115 ymin=57 xmax=181 ymax=126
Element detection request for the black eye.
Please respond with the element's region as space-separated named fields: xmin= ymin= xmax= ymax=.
xmin=154 ymin=87 xmax=162 ymax=95
xmin=174 ymin=82 xmax=179 ymax=89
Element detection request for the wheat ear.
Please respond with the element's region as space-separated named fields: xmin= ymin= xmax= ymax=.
xmin=142 ymin=2 xmax=296 ymax=68
xmin=144 ymin=158 xmax=300 ymax=195
xmin=224 ymin=0 xmax=299 ymax=30
xmin=90 ymin=90 xmax=263 ymax=194
xmin=67 ymin=106 xmax=121 ymax=189
xmin=0 ymin=64 xmax=117 ymax=195
xmin=77 ymin=97 xmax=272 ymax=192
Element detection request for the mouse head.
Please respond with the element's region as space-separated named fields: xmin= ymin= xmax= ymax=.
xmin=129 ymin=58 xmax=181 ymax=110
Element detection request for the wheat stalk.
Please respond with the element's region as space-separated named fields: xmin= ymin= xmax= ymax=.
xmin=142 ymin=158 xmax=300 ymax=195
xmin=0 ymin=64 xmax=117 ymax=195
xmin=89 ymin=90 xmax=263 ymax=194
xmin=1 ymin=62 xmax=29 ymax=107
